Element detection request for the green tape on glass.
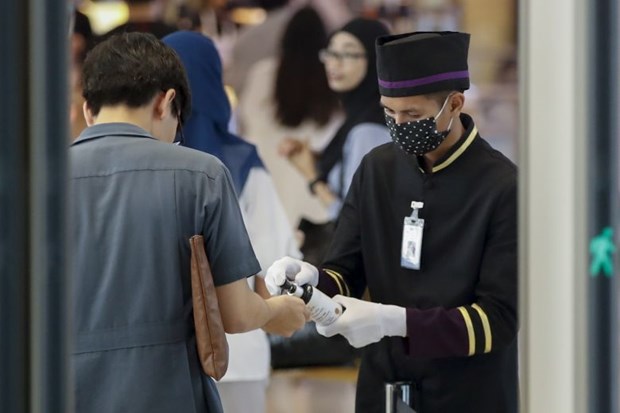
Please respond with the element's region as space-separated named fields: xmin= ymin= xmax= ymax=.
xmin=589 ymin=226 xmax=616 ymax=278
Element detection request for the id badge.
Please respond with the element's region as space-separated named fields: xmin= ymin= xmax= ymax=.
xmin=401 ymin=201 xmax=424 ymax=270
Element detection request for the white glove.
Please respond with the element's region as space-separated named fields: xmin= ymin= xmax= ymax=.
xmin=263 ymin=257 xmax=319 ymax=296
xmin=316 ymin=295 xmax=407 ymax=348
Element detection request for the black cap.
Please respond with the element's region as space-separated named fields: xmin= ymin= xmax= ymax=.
xmin=376 ymin=31 xmax=470 ymax=97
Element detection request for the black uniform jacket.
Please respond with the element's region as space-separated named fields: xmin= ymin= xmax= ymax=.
xmin=318 ymin=114 xmax=518 ymax=413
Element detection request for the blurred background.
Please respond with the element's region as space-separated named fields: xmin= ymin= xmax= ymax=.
xmin=73 ymin=0 xmax=519 ymax=162
xmin=3 ymin=0 xmax=619 ymax=412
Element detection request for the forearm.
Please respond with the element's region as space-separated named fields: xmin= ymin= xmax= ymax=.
xmin=311 ymin=180 xmax=339 ymax=208
xmin=228 ymin=293 xmax=273 ymax=334
xmin=301 ymin=160 xmax=338 ymax=209
xmin=255 ymin=276 xmax=271 ymax=299
xmin=217 ymin=277 xmax=307 ymax=336
xmin=216 ymin=278 xmax=272 ymax=333
xmin=249 ymin=293 xmax=277 ymax=331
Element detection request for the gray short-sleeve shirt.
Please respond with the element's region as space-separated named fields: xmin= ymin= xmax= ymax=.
xmin=70 ymin=123 xmax=260 ymax=413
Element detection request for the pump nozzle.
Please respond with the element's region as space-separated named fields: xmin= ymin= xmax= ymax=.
xmin=280 ymin=279 xmax=303 ymax=298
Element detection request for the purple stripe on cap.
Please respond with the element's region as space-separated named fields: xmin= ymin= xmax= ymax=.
xmin=379 ymin=70 xmax=469 ymax=89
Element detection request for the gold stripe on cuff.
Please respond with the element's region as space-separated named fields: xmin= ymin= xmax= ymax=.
xmin=324 ymin=269 xmax=350 ymax=296
xmin=334 ymin=270 xmax=351 ymax=296
xmin=457 ymin=306 xmax=476 ymax=356
xmin=472 ymin=303 xmax=492 ymax=353
xmin=323 ymin=269 xmax=344 ymax=295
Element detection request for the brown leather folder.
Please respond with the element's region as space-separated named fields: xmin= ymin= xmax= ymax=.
xmin=189 ymin=235 xmax=229 ymax=380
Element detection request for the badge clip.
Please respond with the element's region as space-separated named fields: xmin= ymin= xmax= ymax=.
xmin=410 ymin=201 xmax=424 ymax=220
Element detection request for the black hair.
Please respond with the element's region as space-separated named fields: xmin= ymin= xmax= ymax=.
xmin=274 ymin=6 xmax=338 ymax=127
xmin=82 ymin=32 xmax=191 ymax=123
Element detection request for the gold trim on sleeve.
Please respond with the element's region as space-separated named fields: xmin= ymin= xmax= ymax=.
xmin=457 ymin=306 xmax=476 ymax=356
xmin=323 ymin=269 xmax=349 ymax=296
xmin=472 ymin=303 xmax=492 ymax=353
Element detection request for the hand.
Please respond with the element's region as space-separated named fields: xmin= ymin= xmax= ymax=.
xmin=263 ymin=256 xmax=319 ymax=296
xmin=316 ymin=295 xmax=406 ymax=348
xmin=278 ymin=138 xmax=317 ymax=181
xmin=262 ymin=295 xmax=310 ymax=337
xmin=278 ymin=137 xmax=304 ymax=157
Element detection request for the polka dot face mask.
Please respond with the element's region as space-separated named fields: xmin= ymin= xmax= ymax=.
xmin=385 ymin=95 xmax=454 ymax=156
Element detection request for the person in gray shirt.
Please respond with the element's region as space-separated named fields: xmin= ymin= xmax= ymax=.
xmin=71 ymin=32 xmax=308 ymax=413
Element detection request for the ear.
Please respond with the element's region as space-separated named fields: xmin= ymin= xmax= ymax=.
xmin=154 ymin=88 xmax=177 ymax=120
xmin=83 ymin=101 xmax=96 ymax=126
xmin=449 ymin=92 xmax=465 ymax=114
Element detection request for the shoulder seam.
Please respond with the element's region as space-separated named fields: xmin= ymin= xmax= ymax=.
xmin=72 ymin=167 xmax=220 ymax=181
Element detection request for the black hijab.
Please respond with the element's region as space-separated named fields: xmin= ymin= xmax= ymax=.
xmin=317 ymin=18 xmax=390 ymax=182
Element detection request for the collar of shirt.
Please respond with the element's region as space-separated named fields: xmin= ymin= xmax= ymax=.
xmin=72 ymin=122 xmax=156 ymax=146
xmin=416 ymin=113 xmax=478 ymax=174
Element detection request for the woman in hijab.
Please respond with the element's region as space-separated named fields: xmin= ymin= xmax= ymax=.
xmin=281 ymin=18 xmax=390 ymax=216
xmin=279 ymin=18 xmax=390 ymax=264
xmin=163 ymin=31 xmax=301 ymax=413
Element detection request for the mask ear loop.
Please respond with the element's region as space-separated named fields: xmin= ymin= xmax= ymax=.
xmin=442 ymin=116 xmax=454 ymax=134
xmin=435 ymin=92 xmax=455 ymax=134
xmin=434 ymin=92 xmax=455 ymax=119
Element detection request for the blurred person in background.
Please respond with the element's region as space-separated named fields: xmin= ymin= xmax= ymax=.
xmin=175 ymin=3 xmax=203 ymax=32
xmin=71 ymin=9 xmax=93 ymax=64
xmin=163 ymin=31 xmax=301 ymax=413
xmin=478 ymin=55 xmax=518 ymax=161
xmin=279 ymin=17 xmax=391 ymax=263
xmin=69 ymin=65 xmax=88 ymax=141
xmin=225 ymin=0 xmax=292 ymax=95
xmin=190 ymin=0 xmax=230 ymax=38
xmin=72 ymin=32 xmax=307 ymax=413
xmin=70 ymin=9 xmax=94 ymax=140
xmin=103 ymin=0 xmax=176 ymax=39
xmin=237 ymin=6 xmax=342 ymax=229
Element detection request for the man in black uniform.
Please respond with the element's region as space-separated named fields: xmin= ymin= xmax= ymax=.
xmin=265 ymin=31 xmax=518 ymax=412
